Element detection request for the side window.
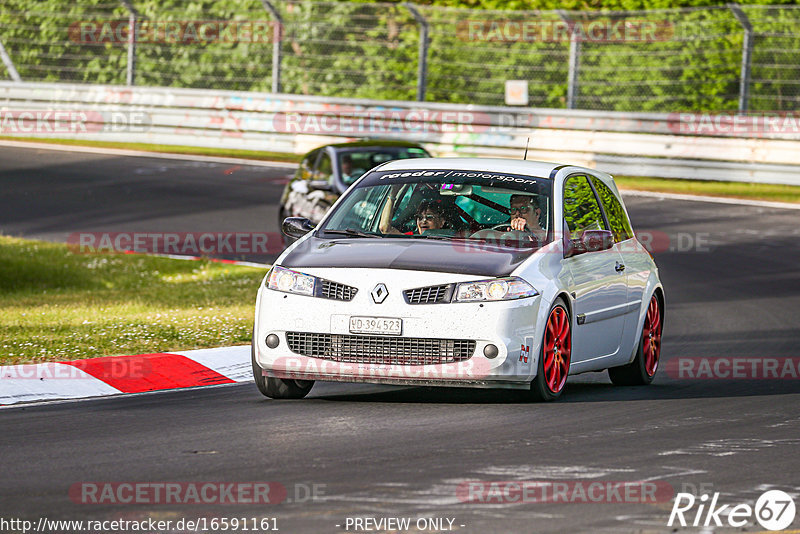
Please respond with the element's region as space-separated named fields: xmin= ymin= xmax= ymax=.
xmin=326 ymin=185 xmax=388 ymax=231
xmin=339 ymin=152 xmax=372 ymax=185
xmin=590 ymin=177 xmax=633 ymax=242
xmin=313 ymin=152 xmax=333 ymax=181
xmin=563 ymin=175 xmax=606 ymax=239
xmin=401 ymin=147 xmax=429 ymax=158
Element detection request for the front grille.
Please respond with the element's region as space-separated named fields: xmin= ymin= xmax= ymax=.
xmin=319 ymin=280 xmax=357 ymax=301
xmin=286 ymin=332 xmax=475 ymax=365
xmin=403 ymin=284 xmax=453 ymax=304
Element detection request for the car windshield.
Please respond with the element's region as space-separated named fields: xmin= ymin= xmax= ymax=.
xmin=338 ymin=147 xmax=428 ymax=185
xmin=319 ymin=168 xmax=553 ymax=249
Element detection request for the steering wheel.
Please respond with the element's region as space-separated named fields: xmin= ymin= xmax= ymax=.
xmin=471 ymin=224 xmax=545 ymax=245
xmin=493 ymin=223 xmax=547 ymax=235
xmin=470 ymin=224 xmax=525 ymax=240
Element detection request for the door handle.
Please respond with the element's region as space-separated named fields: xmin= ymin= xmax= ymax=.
xmin=615 ymin=262 xmax=626 ymax=273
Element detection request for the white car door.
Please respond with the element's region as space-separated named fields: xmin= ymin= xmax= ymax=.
xmin=589 ymin=175 xmax=647 ymax=364
xmin=562 ymin=174 xmax=628 ymax=364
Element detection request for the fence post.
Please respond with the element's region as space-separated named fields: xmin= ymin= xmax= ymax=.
xmin=404 ymin=3 xmax=429 ymax=102
xmin=729 ymin=4 xmax=753 ymax=113
xmin=260 ymin=0 xmax=283 ymax=94
xmin=119 ymin=0 xmax=137 ymax=86
xmin=0 ymin=37 xmax=22 ymax=82
xmin=557 ymin=10 xmax=581 ymax=110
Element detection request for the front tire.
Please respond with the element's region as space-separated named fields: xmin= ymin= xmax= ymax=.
xmin=252 ymin=332 xmax=314 ymax=399
xmin=530 ymin=298 xmax=571 ymax=401
xmin=609 ymin=294 xmax=662 ymax=386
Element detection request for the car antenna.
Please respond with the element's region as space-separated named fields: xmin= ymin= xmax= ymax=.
xmin=523 ymin=137 xmax=530 ymax=160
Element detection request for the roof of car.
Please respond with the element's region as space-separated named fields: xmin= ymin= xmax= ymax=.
xmin=374 ymin=157 xmax=581 ymax=178
xmin=327 ymin=139 xmax=427 ymax=150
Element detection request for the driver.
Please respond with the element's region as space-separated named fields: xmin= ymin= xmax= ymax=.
xmin=340 ymin=154 xmax=354 ymax=182
xmin=339 ymin=154 xmax=365 ymax=184
xmin=508 ymin=194 xmax=546 ymax=243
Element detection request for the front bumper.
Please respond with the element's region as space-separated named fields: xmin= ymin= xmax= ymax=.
xmin=254 ymin=268 xmax=544 ymax=389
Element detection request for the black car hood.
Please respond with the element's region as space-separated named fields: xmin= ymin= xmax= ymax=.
xmin=281 ymin=236 xmax=532 ymax=277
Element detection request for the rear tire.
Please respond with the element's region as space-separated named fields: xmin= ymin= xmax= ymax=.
xmin=252 ymin=332 xmax=314 ymax=399
xmin=530 ymin=298 xmax=571 ymax=401
xmin=609 ymin=294 xmax=662 ymax=386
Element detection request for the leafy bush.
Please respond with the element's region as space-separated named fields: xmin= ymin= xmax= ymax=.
xmin=1 ymin=0 xmax=798 ymax=111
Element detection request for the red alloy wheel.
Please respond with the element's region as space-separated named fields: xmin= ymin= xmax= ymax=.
xmin=642 ymin=295 xmax=662 ymax=377
xmin=543 ymin=305 xmax=571 ymax=393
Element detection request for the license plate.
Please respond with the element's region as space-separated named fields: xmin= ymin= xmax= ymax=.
xmin=349 ymin=316 xmax=402 ymax=336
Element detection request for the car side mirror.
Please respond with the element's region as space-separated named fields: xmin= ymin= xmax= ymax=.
xmin=282 ymin=217 xmax=315 ymax=239
xmin=309 ymin=179 xmax=334 ymax=191
xmin=564 ymin=236 xmax=586 ymax=258
xmin=582 ymin=229 xmax=614 ymax=252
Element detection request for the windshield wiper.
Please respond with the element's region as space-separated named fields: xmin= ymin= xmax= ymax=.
xmin=322 ymin=228 xmax=382 ymax=238
xmin=409 ymin=233 xmax=485 ymax=241
xmin=408 ymin=234 xmax=454 ymax=240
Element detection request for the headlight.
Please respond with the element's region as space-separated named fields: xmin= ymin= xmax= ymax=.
xmin=266 ymin=265 xmax=316 ymax=296
xmin=454 ymin=277 xmax=538 ymax=302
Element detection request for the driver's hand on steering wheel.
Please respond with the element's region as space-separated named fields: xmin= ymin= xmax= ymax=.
xmin=510 ymin=216 xmax=527 ymax=231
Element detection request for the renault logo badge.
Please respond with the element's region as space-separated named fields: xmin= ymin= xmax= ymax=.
xmin=371 ymin=283 xmax=388 ymax=304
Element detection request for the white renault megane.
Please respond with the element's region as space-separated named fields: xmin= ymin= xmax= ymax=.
xmin=252 ymin=158 xmax=664 ymax=401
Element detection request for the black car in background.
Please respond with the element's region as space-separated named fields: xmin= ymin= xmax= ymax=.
xmin=279 ymin=140 xmax=430 ymax=235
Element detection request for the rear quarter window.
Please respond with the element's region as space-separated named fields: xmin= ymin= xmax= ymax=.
xmin=590 ymin=177 xmax=634 ymax=242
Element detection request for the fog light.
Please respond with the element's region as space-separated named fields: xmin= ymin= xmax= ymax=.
xmin=483 ymin=344 xmax=499 ymax=359
xmin=266 ymin=334 xmax=280 ymax=349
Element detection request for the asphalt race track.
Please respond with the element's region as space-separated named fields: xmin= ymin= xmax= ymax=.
xmin=1 ymin=145 xmax=799 ymax=533
xmin=0 ymin=145 xmax=293 ymax=263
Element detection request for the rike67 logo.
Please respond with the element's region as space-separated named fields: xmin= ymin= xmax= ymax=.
xmin=668 ymin=490 xmax=796 ymax=531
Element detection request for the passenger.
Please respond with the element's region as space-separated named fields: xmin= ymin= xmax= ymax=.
xmin=413 ymin=200 xmax=447 ymax=234
xmin=380 ymin=198 xmax=446 ymax=235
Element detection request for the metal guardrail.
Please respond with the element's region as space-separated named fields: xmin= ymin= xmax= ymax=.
xmin=1 ymin=82 xmax=799 ymax=185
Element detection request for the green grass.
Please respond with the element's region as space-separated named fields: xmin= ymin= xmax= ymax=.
xmin=0 ymin=236 xmax=267 ymax=365
xmin=0 ymin=136 xmax=303 ymax=163
xmin=615 ymin=176 xmax=800 ymax=204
